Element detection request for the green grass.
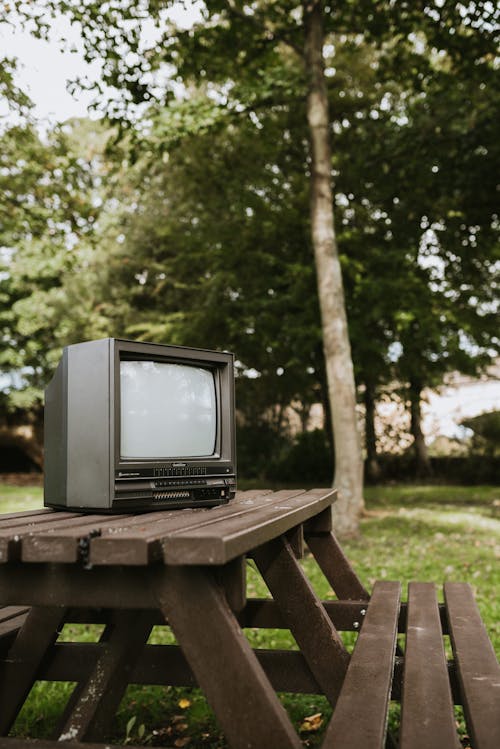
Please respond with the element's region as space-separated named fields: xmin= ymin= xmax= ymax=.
xmin=0 ymin=483 xmax=43 ymax=514
xmin=1 ymin=482 xmax=499 ymax=747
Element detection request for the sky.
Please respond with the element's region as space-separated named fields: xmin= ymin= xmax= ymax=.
xmin=0 ymin=3 xmax=202 ymax=126
xmin=0 ymin=16 xmax=101 ymax=125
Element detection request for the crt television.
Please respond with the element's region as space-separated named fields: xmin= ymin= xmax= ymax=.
xmin=44 ymin=338 xmax=236 ymax=512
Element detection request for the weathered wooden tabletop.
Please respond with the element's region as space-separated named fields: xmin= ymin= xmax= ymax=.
xmin=0 ymin=488 xmax=335 ymax=567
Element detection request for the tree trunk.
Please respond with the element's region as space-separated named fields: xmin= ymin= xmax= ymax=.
xmin=409 ymin=380 xmax=432 ymax=478
xmin=303 ymin=0 xmax=364 ymax=535
xmin=364 ymin=381 xmax=381 ymax=482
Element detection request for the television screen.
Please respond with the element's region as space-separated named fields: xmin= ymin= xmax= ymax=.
xmin=120 ymin=361 xmax=217 ymax=459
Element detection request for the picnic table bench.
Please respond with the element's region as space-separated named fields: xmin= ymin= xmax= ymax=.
xmin=0 ymin=488 xmax=498 ymax=749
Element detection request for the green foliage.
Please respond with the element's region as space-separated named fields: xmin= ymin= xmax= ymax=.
xmin=0 ymin=119 xmax=124 ymax=412
xmin=268 ymin=429 xmax=333 ymax=484
xmin=462 ymin=411 xmax=500 ymax=456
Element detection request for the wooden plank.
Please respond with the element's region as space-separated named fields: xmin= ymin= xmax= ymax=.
xmin=322 ymin=581 xmax=401 ymax=749
xmin=0 ymin=512 xmax=85 ymax=562
xmin=0 ymin=611 xmax=29 ymax=657
xmin=445 ymin=582 xmax=500 ymax=749
xmin=56 ymin=610 xmax=154 ymax=742
xmin=0 ymin=606 xmax=30 ymax=623
xmin=400 ymin=582 xmax=460 ymax=749
xmin=253 ymin=535 xmax=349 ymax=704
xmin=0 ymin=606 xmax=67 ymax=735
xmin=0 ymin=738 xmax=146 ymax=749
xmin=0 ymin=508 xmax=55 ymax=523
xmin=217 ymin=556 xmax=247 ymax=613
xmin=240 ymin=598 xmax=373 ymax=631
xmin=0 ymin=563 xmax=156 ymax=609
xmin=305 ymin=531 xmax=370 ymax=600
xmin=21 ymin=513 xmax=142 ymax=563
xmin=0 ymin=599 xmax=375 ymax=631
xmin=151 ymin=564 xmax=302 ymax=749
xmin=42 ymin=641 xmax=322 ymax=694
xmin=89 ymin=488 xmax=310 ymax=565
xmin=0 ymin=608 xmax=29 ymax=639
xmin=160 ymin=488 xmax=336 ymax=565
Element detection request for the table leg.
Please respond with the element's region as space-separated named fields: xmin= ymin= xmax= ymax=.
xmin=151 ymin=564 xmax=302 ymax=749
xmin=252 ymin=535 xmax=350 ymax=704
xmin=305 ymin=531 xmax=370 ymax=600
xmin=55 ymin=609 xmax=154 ymax=742
xmin=0 ymin=606 xmax=67 ymax=735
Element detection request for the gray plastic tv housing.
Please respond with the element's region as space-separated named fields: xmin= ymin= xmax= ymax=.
xmin=44 ymin=338 xmax=236 ymax=512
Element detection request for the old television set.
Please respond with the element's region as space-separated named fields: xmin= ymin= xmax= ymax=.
xmin=44 ymin=338 xmax=236 ymax=512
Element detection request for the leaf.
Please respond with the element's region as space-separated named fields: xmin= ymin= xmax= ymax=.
xmin=125 ymin=715 xmax=136 ymax=738
xmin=299 ymin=712 xmax=323 ymax=732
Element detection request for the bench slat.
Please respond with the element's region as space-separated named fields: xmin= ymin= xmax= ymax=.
xmin=445 ymin=582 xmax=500 ymax=749
xmin=400 ymin=582 xmax=460 ymax=749
xmin=322 ymin=580 xmax=401 ymax=749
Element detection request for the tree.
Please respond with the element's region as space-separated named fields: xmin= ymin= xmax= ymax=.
xmin=302 ymin=1 xmax=362 ymax=530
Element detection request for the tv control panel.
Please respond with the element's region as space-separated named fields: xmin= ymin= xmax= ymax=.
xmin=112 ymin=464 xmax=236 ymax=511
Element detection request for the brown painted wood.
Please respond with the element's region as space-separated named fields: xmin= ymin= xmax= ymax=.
xmin=0 ymin=490 xmax=332 ymax=567
xmin=445 ymin=582 xmax=500 ymax=749
xmin=0 ymin=598 xmax=376 ymax=631
xmin=0 ymin=607 xmax=29 ymax=640
xmin=160 ymin=488 xmax=335 ymax=565
xmin=217 ymin=556 xmax=247 ymax=613
xmin=56 ymin=610 xmax=154 ymax=742
xmin=151 ymin=564 xmax=302 ymax=749
xmin=305 ymin=531 xmax=370 ymax=600
xmin=0 ymin=511 xmax=84 ymax=562
xmin=20 ymin=513 xmax=132 ymax=563
xmin=240 ymin=597 xmax=373 ymax=631
xmin=89 ymin=488 xmax=310 ymax=565
xmin=0 ymin=605 xmax=30 ymax=623
xmin=0 ymin=489 xmax=276 ymax=565
xmin=1 ymin=738 xmax=146 ymax=749
xmin=0 ymin=606 xmax=67 ymax=734
xmin=0 ymin=607 xmax=30 ymax=656
xmin=42 ymin=641 xmax=322 ymax=694
xmin=0 ymin=563 xmax=156 ymax=609
xmin=287 ymin=524 xmax=305 ymax=558
xmin=400 ymin=582 xmax=460 ymax=749
xmin=253 ymin=535 xmax=349 ymax=704
xmin=0 ymin=508 xmax=55 ymax=523
xmin=304 ymin=504 xmax=334 ymax=533
xmin=322 ymin=581 xmax=401 ymax=749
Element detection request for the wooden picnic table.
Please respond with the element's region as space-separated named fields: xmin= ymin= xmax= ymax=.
xmin=0 ymin=488 xmax=498 ymax=749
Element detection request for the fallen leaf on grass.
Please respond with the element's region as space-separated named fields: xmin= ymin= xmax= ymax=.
xmin=299 ymin=713 xmax=323 ymax=732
